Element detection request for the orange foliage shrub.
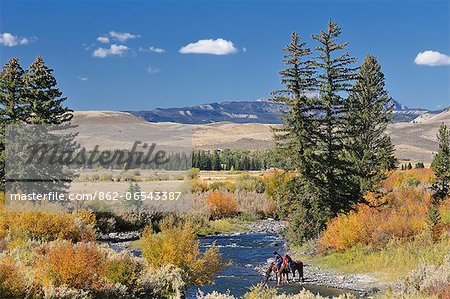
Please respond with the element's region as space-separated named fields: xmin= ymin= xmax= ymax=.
xmin=35 ymin=240 xmax=107 ymax=290
xmin=382 ymin=168 xmax=435 ymax=191
xmin=0 ymin=257 xmax=27 ymax=298
xmin=206 ymin=190 xmax=238 ymax=219
xmin=321 ymin=187 xmax=433 ymax=251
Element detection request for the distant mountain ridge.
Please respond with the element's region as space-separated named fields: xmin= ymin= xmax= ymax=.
xmin=127 ymin=99 xmax=435 ymax=124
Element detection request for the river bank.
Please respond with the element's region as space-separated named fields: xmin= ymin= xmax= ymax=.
xmin=201 ymin=219 xmax=387 ymax=297
xmin=104 ymin=219 xmax=388 ymax=298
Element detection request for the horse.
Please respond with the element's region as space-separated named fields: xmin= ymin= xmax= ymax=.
xmin=264 ymin=260 xmax=290 ymax=285
xmin=289 ymin=260 xmax=305 ymax=282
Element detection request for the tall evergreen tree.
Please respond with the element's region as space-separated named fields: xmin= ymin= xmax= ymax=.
xmin=346 ymin=55 xmax=397 ymax=195
xmin=212 ymin=150 xmax=222 ymax=171
xmin=0 ymin=58 xmax=26 ymax=122
xmin=431 ymin=123 xmax=450 ymax=203
xmin=24 ymin=56 xmax=73 ymax=124
xmin=271 ymin=32 xmax=315 ymax=173
xmin=310 ymin=21 xmax=359 ymax=215
xmin=0 ymin=58 xmax=26 ymax=190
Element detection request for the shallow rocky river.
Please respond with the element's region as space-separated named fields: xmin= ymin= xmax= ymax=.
xmin=187 ymin=232 xmax=362 ymax=298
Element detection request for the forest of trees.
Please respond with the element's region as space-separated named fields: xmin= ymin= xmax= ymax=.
xmin=191 ymin=149 xmax=282 ymax=171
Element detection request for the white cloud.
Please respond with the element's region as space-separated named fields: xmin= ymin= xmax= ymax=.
xmin=0 ymin=32 xmax=32 ymax=47
xmin=147 ymin=66 xmax=160 ymax=74
xmin=97 ymin=36 xmax=110 ymax=44
xmin=78 ymin=76 xmax=89 ymax=81
xmin=242 ymin=47 xmax=247 ymax=53
xmin=179 ymin=38 xmax=237 ymax=55
xmin=92 ymin=44 xmax=129 ymax=58
xmin=139 ymin=46 xmax=165 ymax=53
xmin=414 ymin=50 xmax=450 ymax=66
xmin=109 ymin=31 xmax=140 ymax=43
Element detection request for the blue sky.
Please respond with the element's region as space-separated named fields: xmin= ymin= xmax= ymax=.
xmin=1 ymin=0 xmax=449 ymax=111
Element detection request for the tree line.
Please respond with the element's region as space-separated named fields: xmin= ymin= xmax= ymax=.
xmin=191 ymin=149 xmax=282 ymax=171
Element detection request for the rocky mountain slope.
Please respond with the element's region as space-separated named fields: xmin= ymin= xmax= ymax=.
xmin=128 ymin=99 xmax=434 ymax=124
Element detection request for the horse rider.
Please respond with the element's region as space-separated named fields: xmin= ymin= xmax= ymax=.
xmin=273 ymin=251 xmax=283 ymax=270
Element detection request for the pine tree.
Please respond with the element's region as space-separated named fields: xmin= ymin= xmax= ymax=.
xmin=124 ymin=182 xmax=143 ymax=214
xmin=271 ymin=32 xmax=315 ymax=173
xmin=0 ymin=58 xmax=26 ymax=190
xmin=310 ymin=21 xmax=359 ymax=214
xmin=24 ymin=56 xmax=73 ymax=124
xmin=0 ymin=58 xmax=27 ymax=122
xmin=431 ymin=123 xmax=450 ymax=203
xmin=346 ymin=55 xmax=397 ymax=194
xmin=212 ymin=150 xmax=222 ymax=171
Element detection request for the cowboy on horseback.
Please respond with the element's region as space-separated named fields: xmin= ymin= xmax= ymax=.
xmin=273 ymin=251 xmax=283 ymax=270
xmin=283 ymin=253 xmax=293 ymax=272
xmin=265 ymin=252 xmax=304 ymax=285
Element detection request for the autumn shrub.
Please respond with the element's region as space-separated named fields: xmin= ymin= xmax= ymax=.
xmin=263 ymin=170 xmax=294 ymax=199
xmin=382 ymin=168 xmax=435 ymax=191
xmin=2 ymin=211 xmax=96 ymax=246
xmin=197 ymin=218 xmax=244 ymax=236
xmin=0 ymin=238 xmax=188 ymax=298
xmin=0 ymin=257 xmax=28 ymax=298
xmin=396 ymin=253 xmax=450 ymax=299
xmin=35 ymin=240 xmax=107 ymax=291
xmin=197 ymin=290 xmax=236 ymax=299
xmin=192 ymin=179 xmax=209 ymax=193
xmin=140 ymin=223 xmax=224 ymax=285
xmin=138 ymin=264 xmax=186 ymax=299
xmin=104 ymin=250 xmax=143 ymax=289
xmin=235 ymin=174 xmax=265 ymax=193
xmin=321 ymin=187 xmax=433 ymax=250
xmin=208 ymin=180 xmax=235 ymax=192
xmin=198 ymin=286 xmax=356 ymax=299
xmin=206 ymin=190 xmax=238 ymax=219
xmin=240 ymin=284 xmax=355 ymax=299
xmin=235 ymin=190 xmax=277 ymax=217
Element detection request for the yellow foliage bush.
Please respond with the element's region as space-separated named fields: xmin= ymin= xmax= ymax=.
xmin=0 ymin=257 xmax=28 ymax=298
xmin=321 ymin=187 xmax=433 ymax=251
xmin=140 ymin=223 xmax=224 ymax=285
xmin=192 ymin=179 xmax=209 ymax=193
xmin=105 ymin=250 xmax=143 ymax=288
xmin=263 ymin=170 xmax=294 ymax=199
xmin=382 ymin=168 xmax=435 ymax=191
xmin=206 ymin=190 xmax=238 ymax=219
xmin=1 ymin=211 xmax=96 ymax=246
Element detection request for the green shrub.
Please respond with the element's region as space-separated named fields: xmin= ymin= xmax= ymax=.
xmin=235 ymin=174 xmax=265 ymax=193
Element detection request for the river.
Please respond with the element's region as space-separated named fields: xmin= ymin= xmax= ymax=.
xmin=187 ymin=232 xmax=359 ymax=298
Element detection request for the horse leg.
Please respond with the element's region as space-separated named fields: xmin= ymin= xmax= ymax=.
xmin=300 ymin=262 xmax=304 ymax=282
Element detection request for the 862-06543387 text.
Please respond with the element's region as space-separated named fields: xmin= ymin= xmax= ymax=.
xmin=7 ymin=191 xmax=182 ymax=202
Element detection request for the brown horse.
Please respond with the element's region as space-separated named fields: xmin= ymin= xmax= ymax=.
xmin=264 ymin=261 xmax=290 ymax=285
xmin=264 ymin=260 xmax=304 ymax=285
xmin=290 ymin=260 xmax=305 ymax=282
